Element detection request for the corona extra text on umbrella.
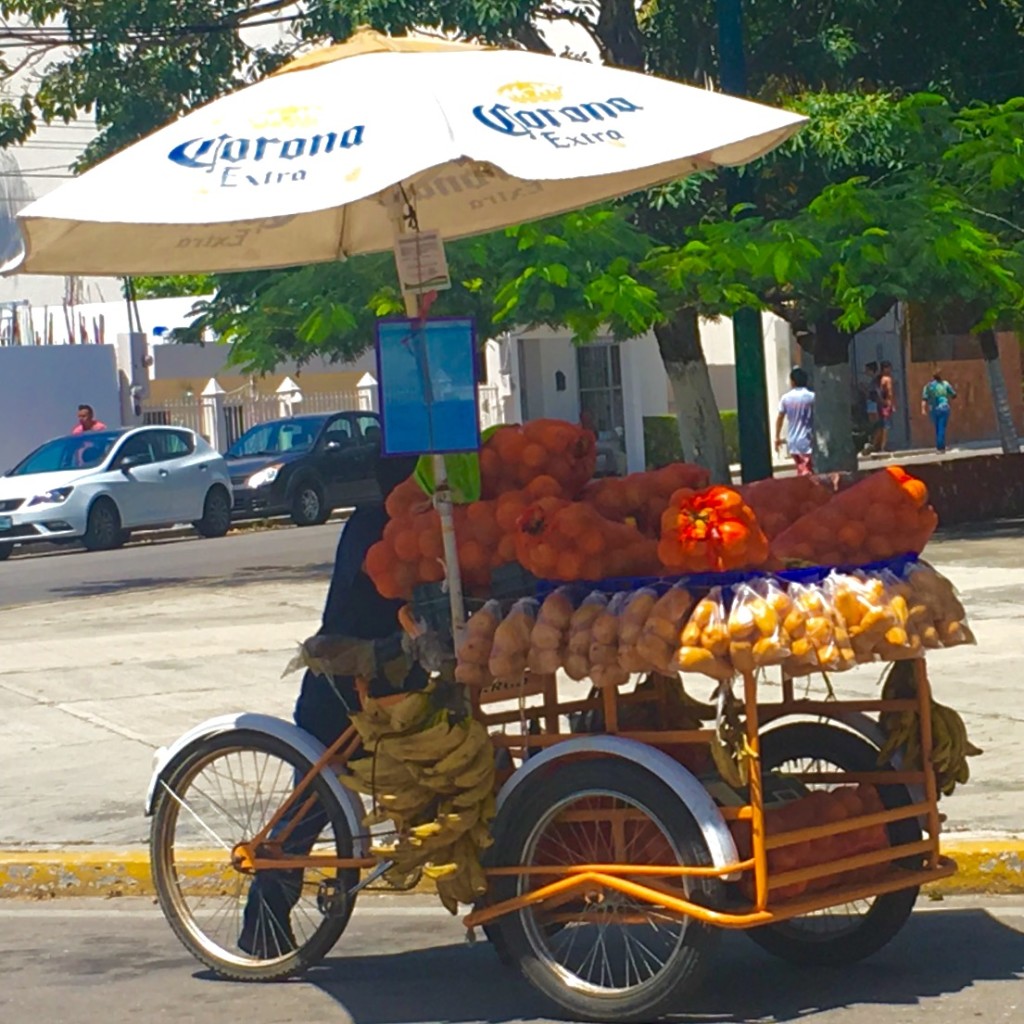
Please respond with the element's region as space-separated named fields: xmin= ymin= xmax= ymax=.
xmin=472 ymin=96 xmax=642 ymax=149
xmin=167 ymin=125 xmax=365 ymax=188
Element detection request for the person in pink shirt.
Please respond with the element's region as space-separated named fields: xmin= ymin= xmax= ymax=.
xmin=71 ymin=404 xmax=107 ymax=434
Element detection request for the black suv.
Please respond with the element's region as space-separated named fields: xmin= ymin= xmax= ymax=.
xmin=226 ymin=411 xmax=381 ymax=525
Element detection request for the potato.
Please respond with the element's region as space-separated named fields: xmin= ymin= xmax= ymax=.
xmin=455 ymin=662 xmax=490 ymax=687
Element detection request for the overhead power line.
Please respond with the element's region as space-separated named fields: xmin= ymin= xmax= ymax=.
xmin=0 ymin=11 xmax=302 ymax=46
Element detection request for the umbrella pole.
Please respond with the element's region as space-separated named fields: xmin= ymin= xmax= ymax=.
xmin=403 ymin=290 xmax=467 ymax=644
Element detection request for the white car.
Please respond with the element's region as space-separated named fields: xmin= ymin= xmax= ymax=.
xmin=0 ymin=426 xmax=233 ymax=559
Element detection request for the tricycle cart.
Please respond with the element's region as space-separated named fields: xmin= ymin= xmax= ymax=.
xmin=146 ymin=583 xmax=960 ymax=1022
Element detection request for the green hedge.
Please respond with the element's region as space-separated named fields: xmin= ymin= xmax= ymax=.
xmin=643 ymin=412 xmax=740 ymax=469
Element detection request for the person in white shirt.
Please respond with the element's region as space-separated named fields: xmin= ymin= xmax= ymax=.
xmin=774 ymin=367 xmax=815 ymax=475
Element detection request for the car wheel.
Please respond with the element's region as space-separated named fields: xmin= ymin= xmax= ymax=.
xmin=194 ymin=486 xmax=232 ymax=539
xmin=82 ymin=498 xmax=122 ymax=552
xmin=291 ymin=482 xmax=327 ymax=527
xmin=0 ymin=542 xmax=12 ymax=561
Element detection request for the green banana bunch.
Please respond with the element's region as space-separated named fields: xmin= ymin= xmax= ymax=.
xmin=343 ymin=688 xmax=497 ymax=914
xmin=877 ymin=663 xmax=982 ymax=797
xmin=931 ymin=701 xmax=983 ymax=796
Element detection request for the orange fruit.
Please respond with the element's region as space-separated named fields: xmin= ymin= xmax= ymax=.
xmin=521 ymin=442 xmax=548 ymax=469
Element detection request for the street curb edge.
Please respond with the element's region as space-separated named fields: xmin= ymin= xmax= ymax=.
xmin=1 ymin=839 xmax=1021 ymax=899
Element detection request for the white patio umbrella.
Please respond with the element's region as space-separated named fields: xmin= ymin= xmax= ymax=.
xmin=6 ymin=28 xmax=806 ymax=633
xmin=5 ymin=28 xmax=805 ymax=277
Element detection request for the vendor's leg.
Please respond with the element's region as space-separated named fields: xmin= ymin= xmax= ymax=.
xmin=239 ymin=670 xmax=357 ymax=956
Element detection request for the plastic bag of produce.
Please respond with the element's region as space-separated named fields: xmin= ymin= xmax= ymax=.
xmin=678 ymin=587 xmax=734 ymax=680
xmin=904 ymin=560 xmax=976 ymax=649
xmin=727 ymin=579 xmax=793 ymax=673
xmin=618 ymin=587 xmax=659 ymax=672
xmin=488 ymin=597 xmax=538 ymax=684
xmin=784 ymin=581 xmax=856 ymax=675
xmin=828 ymin=571 xmax=912 ymax=663
xmin=565 ymin=591 xmax=608 ymax=681
xmin=590 ymin=592 xmax=631 ymax=688
xmin=455 ymin=599 xmax=502 ymax=686
xmin=868 ymin=570 xmax=925 ymax=661
xmin=528 ymin=587 xmax=575 ymax=675
xmin=635 ymin=585 xmax=693 ymax=674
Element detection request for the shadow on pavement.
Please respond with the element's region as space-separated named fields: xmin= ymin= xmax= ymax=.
xmin=46 ymin=562 xmax=334 ymax=599
xmin=233 ymin=907 xmax=1024 ymax=1024
xmin=935 ymin=517 xmax=1024 ymax=542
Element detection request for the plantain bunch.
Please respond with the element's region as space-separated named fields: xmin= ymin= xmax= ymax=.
xmin=878 ymin=662 xmax=982 ymax=796
xmin=340 ymin=687 xmax=496 ymax=913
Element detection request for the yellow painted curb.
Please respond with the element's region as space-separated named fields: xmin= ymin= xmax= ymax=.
xmin=923 ymin=839 xmax=1024 ymax=895
xmin=1 ymin=840 xmax=1020 ymax=899
xmin=0 ymin=849 xmax=435 ymax=899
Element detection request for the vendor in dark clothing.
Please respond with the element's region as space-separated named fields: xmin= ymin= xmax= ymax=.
xmin=294 ymin=453 xmax=426 ymax=747
xmin=239 ymin=452 xmax=422 ymax=958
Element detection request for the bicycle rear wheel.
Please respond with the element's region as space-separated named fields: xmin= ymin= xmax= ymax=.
xmin=150 ymin=729 xmax=358 ymax=980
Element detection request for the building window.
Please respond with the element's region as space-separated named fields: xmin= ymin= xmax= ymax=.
xmin=577 ymin=344 xmax=626 ymax=476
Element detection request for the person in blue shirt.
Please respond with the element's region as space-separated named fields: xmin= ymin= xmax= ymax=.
xmin=920 ymin=370 xmax=957 ymax=453
xmin=775 ymin=367 xmax=816 ymax=475
xmin=238 ymin=450 xmax=423 ymax=958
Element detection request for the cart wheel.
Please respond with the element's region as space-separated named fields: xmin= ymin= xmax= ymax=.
xmin=747 ymin=722 xmax=922 ymax=967
xmin=485 ymin=757 xmax=722 ymax=1023
xmin=150 ymin=729 xmax=358 ymax=981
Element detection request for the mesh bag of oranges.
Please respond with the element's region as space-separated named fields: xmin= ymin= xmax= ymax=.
xmin=480 ymin=419 xmax=596 ymax=499
xmin=772 ymin=466 xmax=937 ymax=567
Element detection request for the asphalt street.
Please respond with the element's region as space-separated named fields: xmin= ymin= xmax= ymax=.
xmin=0 ymin=521 xmax=342 ymax=608
xmin=1 ymin=895 xmax=1021 ymax=1024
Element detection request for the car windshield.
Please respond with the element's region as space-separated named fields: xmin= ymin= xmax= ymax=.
xmin=226 ymin=417 xmax=327 ymax=457
xmin=7 ymin=431 xmax=122 ymax=475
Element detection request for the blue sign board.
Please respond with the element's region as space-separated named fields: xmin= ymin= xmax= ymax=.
xmin=375 ymin=317 xmax=480 ymax=456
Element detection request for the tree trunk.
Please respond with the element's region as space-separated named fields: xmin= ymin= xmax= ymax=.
xmin=653 ymin=307 xmax=731 ymax=483
xmin=810 ymin=318 xmax=857 ymax=473
xmin=977 ymin=329 xmax=1020 ymax=454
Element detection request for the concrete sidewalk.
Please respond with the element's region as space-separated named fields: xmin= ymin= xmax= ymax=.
xmin=1 ymin=526 xmax=1022 ymax=893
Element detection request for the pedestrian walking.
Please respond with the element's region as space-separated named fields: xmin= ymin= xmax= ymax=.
xmin=921 ymin=369 xmax=957 ymax=453
xmin=775 ymin=367 xmax=815 ymax=476
xmin=71 ymin=403 xmax=107 ymax=434
xmin=858 ymin=361 xmax=880 ymax=454
xmin=869 ymin=361 xmax=896 ymax=454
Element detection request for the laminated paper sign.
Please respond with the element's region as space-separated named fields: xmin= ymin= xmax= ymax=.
xmin=375 ymin=316 xmax=479 ymax=455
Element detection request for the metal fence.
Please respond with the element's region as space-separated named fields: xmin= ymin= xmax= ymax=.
xmin=142 ymin=380 xmax=507 ymax=451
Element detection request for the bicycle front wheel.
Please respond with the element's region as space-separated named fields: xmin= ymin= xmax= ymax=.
xmin=150 ymin=729 xmax=358 ymax=980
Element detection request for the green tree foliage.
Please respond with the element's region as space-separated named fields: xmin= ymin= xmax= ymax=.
xmin=6 ymin=1 xmax=1024 ymax=469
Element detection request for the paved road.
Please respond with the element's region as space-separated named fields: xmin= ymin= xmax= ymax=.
xmin=0 ymin=895 xmax=1021 ymax=1024
xmin=0 ymin=523 xmax=1022 ymax=846
xmin=0 ymin=522 xmax=343 ymax=608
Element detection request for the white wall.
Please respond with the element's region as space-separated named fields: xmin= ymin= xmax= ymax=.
xmin=509 ymin=314 xmax=795 ymax=473
xmin=0 ymin=344 xmax=120 ymax=472
xmin=621 ymin=334 xmax=668 ymax=471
